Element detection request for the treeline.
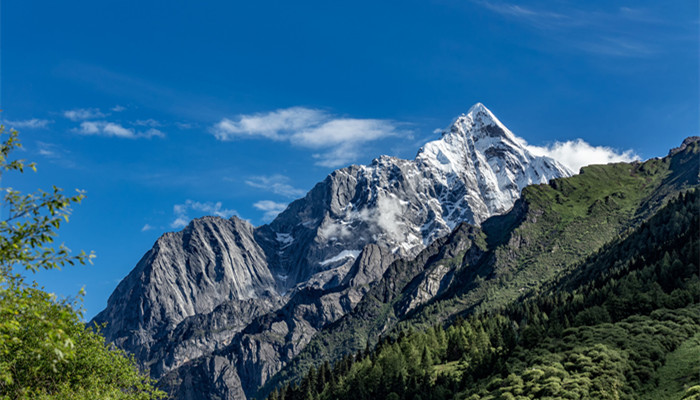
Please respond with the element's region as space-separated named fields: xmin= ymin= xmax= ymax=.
xmin=268 ymin=190 xmax=699 ymax=400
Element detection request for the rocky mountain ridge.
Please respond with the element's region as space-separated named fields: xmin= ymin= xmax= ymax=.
xmin=92 ymin=103 xmax=572 ymax=399
xmin=264 ymin=137 xmax=699 ymax=399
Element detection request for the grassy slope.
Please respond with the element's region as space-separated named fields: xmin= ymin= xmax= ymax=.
xmin=642 ymin=333 xmax=700 ymax=400
xmin=261 ymin=141 xmax=699 ymax=396
xmin=400 ymin=142 xmax=698 ymax=331
xmin=301 ymin=189 xmax=699 ymax=400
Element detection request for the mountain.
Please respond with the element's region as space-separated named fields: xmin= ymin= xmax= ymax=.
xmin=91 ymin=103 xmax=572 ymax=399
xmin=255 ymin=102 xmax=571 ymax=290
xmin=262 ymin=137 xmax=699 ymax=398
xmin=275 ymin=187 xmax=700 ymax=400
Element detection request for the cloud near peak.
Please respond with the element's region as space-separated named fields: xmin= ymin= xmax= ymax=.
xmin=245 ymin=174 xmax=306 ymax=198
xmin=523 ymin=138 xmax=639 ymax=173
xmin=213 ymin=107 xmax=326 ymax=141
xmin=211 ymin=107 xmax=405 ymax=167
xmin=170 ymin=200 xmax=237 ymax=229
xmin=253 ymin=200 xmax=288 ymax=222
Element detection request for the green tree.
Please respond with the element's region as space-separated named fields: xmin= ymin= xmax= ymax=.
xmin=0 ymin=126 xmax=165 ymax=399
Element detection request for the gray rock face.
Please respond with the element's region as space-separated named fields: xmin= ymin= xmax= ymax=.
xmin=257 ymin=103 xmax=570 ymax=294
xmin=160 ymin=243 xmax=397 ymax=399
xmin=147 ymin=295 xmax=286 ymax=377
xmin=160 ymin=354 xmax=245 ymax=400
xmin=92 ymin=216 xmax=278 ymax=363
xmin=93 ymin=104 xmax=572 ymax=399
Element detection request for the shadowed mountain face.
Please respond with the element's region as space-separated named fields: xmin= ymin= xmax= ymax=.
xmin=92 ymin=103 xmax=572 ymax=399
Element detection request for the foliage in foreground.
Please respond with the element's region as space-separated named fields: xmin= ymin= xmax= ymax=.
xmin=0 ymin=127 xmax=165 ymax=399
xmin=271 ymin=190 xmax=700 ymax=400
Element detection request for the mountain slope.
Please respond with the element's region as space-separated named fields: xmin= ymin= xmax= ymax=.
xmin=264 ymin=138 xmax=699 ymax=397
xmin=271 ymin=159 xmax=700 ymax=400
xmin=257 ymin=102 xmax=570 ymax=291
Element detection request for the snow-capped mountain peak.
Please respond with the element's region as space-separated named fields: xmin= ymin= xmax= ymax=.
xmin=451 ymin=102 xmax=511 ymax=137
xmin=262 ymin=103 xmax=572 ymax=289
xmin=438 ymin=103 xmax=520 ymax=154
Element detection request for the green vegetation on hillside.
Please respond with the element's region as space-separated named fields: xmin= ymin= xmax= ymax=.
xmin=269 ymin=182 xmax=699 ymax=399
xmin=410 ymin=147 xmax=698 ymax=329
xmin=0 ymin=128 xmax=165 ymax=400
xmin=642 ymin=333 xmax=700 ymax=400
xmin=265 ymin=140 xmax=699 ymax=398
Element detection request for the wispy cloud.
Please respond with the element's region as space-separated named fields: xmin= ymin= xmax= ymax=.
xmin=134 ymin=118 xmax=161 ymax=127
xmin=35 ymin=142 xmax=77 ymax=168
xmin=64 ymin=108 xmax=107 ymax=121
xmin=522 ymin=138 xmax=639 ymax=173
xmin=577 ymin=37 xmax=656 ymax=58
xmin=253 ymin=200 xmax=287 ymax=222
xmin=472 ymin=2 xmax=687 ymax=58
xmin=111 ymin=105 xmax=126 ymax=112
xmin=3 ymin=118 xmax=52 ymax=129
xmin=211 ymin=107 xmax=405 ymax=167
xmin=244 ymin=174 xmax=306 ymax=198
xmin=478 ymin=2 xmax=570 ymax=27
xmin=213 ymin=107 xmax=326 ymax=141
xmin=36 ymin=141 xmax=62 ymax=158
xmin=75 ymin=121 xmax=165 ymax=139
xmin=170 ymin=200 xmax=237 ymax=229
xmin=141 ymin=223 xmax=155 ymax=232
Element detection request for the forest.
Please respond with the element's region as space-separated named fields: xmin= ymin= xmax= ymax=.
xmin=271 ymin=190 xmax=700 ymax=400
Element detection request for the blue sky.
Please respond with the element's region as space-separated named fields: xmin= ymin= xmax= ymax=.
xmin=1 ymin=0 xmax=697 ymax=319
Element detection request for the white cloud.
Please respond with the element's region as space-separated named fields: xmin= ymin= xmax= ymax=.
xmin=253 ymin=200 xmax=288 ymax=222
xmin=355 ymin=195 xmax=407 ymax=242
xmin=170 ymin=216 xmax=190 ymax=229
xmin=374 ymin=196 xmax=407 ymax=243
xmin=64 ymin=108 xmax=107 ymax=121
xmin=318 ymin=194 xmax=408 ymax=242
xmin=34 ymin=141 xmax=80 ymax=169
xmin=290 ymin=118 xmax=399 ymax=148
xmin=75 ymin=121 xmax=165 ymax=139
xmin=523 ymin=139 xmax=639 ymax=173
xmin=170 ymin=199 xmax=237 ymax=229
xmin=211 ymin=107 xmax=404 ymax=167
xmin=141 ymin=224 xmax=155 ymax=232
xmin=244 ymin=175 xmax=306 ymax=198
xmin=312 ymin=143 xmax=360 ymax=168
xmin=111 ymin=105 xmax=126 ymax=112
xmin=212 ymin=107 xmax=326 ymax=141
xmin=318 ymin=220 xmax=352 ymax=240
xmin=36 ymin=142 xmax=62 ymax=158
xmin=4 ymin=118 xmax=52 ymax=129
xmin=143 ymin=128 xmax=165 ymax=138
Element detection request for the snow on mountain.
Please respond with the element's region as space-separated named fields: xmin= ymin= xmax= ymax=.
xmin=259 ymin=103 xmax=572 ymax=292
xmin=93 ymin=103 xmax=573 ymax=400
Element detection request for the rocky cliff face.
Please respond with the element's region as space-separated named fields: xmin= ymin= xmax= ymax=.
xmin=257 ymin=103 xmax=571 ymax=294
xmin=92 ymin=103 xmax=572 ymax=399
xmin=92 ymin=216 xmax=279 ymax=363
